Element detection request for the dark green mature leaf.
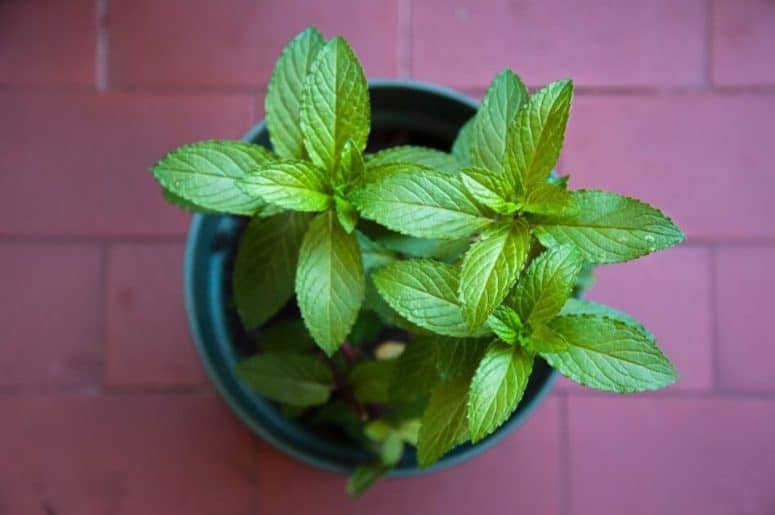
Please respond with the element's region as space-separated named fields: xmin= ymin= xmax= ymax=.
xmin=436 ymin=337 xmax=490 ymax=380
xmin=162 ymin=189 xmax=217 ymax=214
xmin=352 ymin=170 xmax=493 ymax=240
xmin=417 ymin=371 xmax=472 ymax=468
xmin=153 ymin=141 xmax=277 ymax=215
xmin=544 ymin=314 xmax=677 ymax=392
xmin=560 ymin=298 xmax=651 ymax=337
xmin=505 ymin=80 xmax=573 ymax=195
xmin=468 ymin=342 xmax=533 ymax=441
xmin=347 ymin=310 xmax=383 ymax=346
xmin=372 ymin=260 xmax=485 ymax=338
xmin=266 ymin=27 xmax=326 ymax=159
xmin=375 ymin=233 xmax=470 ymax=262
xmin=233 ymin=212 xmax=311 ymax=329
xmin=451 ymin=117 xmax=475 ymax=165
xmin=347 ymin=463 xmax=388 ymax=497
xmin=235 ymin=351 xmax=334 ymax=406
xmin=301 ymin=36 xmax=370 ymax=171
xmin=296 ymin=211 xmax=364 ymax=355
xmin=365 ymin=146 xmax=461 ymax=174
xmin=349 ymin=359 xmax=395 ymax=403
xmin=460 ymin=167 xmax=519 ymax=214
xmin=364 ymin=275 xmax=429 ymax=334
xmin=460 ymin=219 xmax=531 ymax=330
xmin=532 ymin=190 xmax=685 ymax=264
xmin=390 ymin=336 xmax=441 ymax=400
xmin=511 ymin=244 xmax=583 ymax=326
xmin=472 ymin=69 xmax=528 ymax=177
xmin=356 ymin=232 xmax=398 ymax=272
xmin=257 ymin=319 xmax=315 ymax=353
xmin=238 ymin=160 xmax=331 ymax=212
xmin=487 ymin=305 xmax=523 ymax=345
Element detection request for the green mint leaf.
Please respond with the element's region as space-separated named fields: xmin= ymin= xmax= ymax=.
xmin=256 ymin=319 xmax=315 ymax=353
xmin=238 ymin=160 xmax=331 ymax=212
xmin=301 ymin=36 xmax=370 ymax=171
xmin=460 ymin=167 xmax=520 ymax=214
xmin=523 ymin=183 xmax=572 ymax=215
xmin=522 ymin=324 xmax=568 ymax=353
xmin=352 ymin=170 xmax=493 ymax=240
xmin=364 ymin=275 xmax=429 ymax=334
xmin=417 ymin=371 xmax=472 ymax=468
xmin=390 ymin=336 xmax=441 ymax=400
xmin=235 ymin=351 xmax=334 ymax=406
xmin=460 ymin=219 xmax=530 ymax=330
xmin=296 ymin=211 xmax=364 ymax=355
xmin=511 ymin=244 xmax=583 ymax=326
xmin=335 ymin=196 xmax=359 ymax=233
xmin=451 ymin=117 xmax=475 ymax=165
xmin=373 ymin=233 xmax=469 ymax=262
xmin=363 ymin=161 xmax=431 ymax=183
xmin=161 ymin=188 xmax=218 ymax=214
xmin=487 ymin=305 xmax=523 ymax=345
xmin=347 ymin=310 xmax=383 ymax=346
xmin=436 ymin=337 xmax=491 ymax=380
xmin=356 ymin=232 xmax=398 ymax=272
xmin=472 ymin=69 xmax=528 ymax=178
xmin=548 ymin=173 xmax=570 ymax=189
xmin=505 ymin=80 xmax=573 ymax=196
xmin=365 ymin=145 xmax=461 ymax=174
xmin=560 ymin=298 xmax=652 ymax=337
xmin=544 ymin=314 xmax=678 ymax=392
xmin=380 ymin=434 xmax=404 ymax=465
xmin=233 ymin=212 xmax=311 ymax=329
xmin=468 ymin=342 xmax=533 ymax=442
xmin=266 ymin=27 xmax=326 ymax=159
xmin=372 ymin=259 xmax=487 ymax=338
xmin=349 ymin=359 xmax=395 ymax=403
xmin=532 ymin=190 xmax=685 ymax=264
xmin=152 ymin=140 xmax=277 ymax=215
xmin=347 ymin=463 xmax=388 ymax=497
xmin=337 ymin=139 xmax=365 ymax=191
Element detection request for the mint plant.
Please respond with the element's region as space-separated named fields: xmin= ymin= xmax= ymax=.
xmin=152 ymin=27 xmax=684 ymax=496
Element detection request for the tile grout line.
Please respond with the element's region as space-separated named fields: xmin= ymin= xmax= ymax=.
xmin=559 ymin=392 xmax=571 ymax=515
xmin=708 ymin=245 xmax=722 ymax=393
xmin=398 ymin=0 xmax=412 ymax=77
xmin=96 ymin=0 xmax=110 ymax=92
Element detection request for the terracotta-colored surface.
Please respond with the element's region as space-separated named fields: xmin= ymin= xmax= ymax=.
xmin=1 ymin=1 xmax=773 ymax=513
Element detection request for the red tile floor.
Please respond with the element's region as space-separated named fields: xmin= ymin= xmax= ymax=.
xmin=1 ymin=1 xmax=774 ymax=514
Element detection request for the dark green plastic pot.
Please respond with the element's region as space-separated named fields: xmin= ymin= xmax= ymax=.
xmin=184 ymin=79 xmax=559 ymax=476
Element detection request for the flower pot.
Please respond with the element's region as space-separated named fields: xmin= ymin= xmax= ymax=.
xmin=184 ymin=79 xmax=561 ymax=476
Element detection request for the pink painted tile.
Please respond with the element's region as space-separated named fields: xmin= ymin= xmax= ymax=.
xmin=109 ymin=0 xmax=398 ymax=88
xmin=0 ymin=0 xmax=95 ymax=86
xmin=567 ymin=396 xmax=775 ymax=515
xmin=564 ymin=94 xmax=775 ymax=239
xmin=105 ymin=243 xmax=207 ymax=388
xmin=257 ymin=397 xmax=562 ymax=514
xmin=0 ymin=394 xmax=257 ymax=515
xmin=558 ymin=247 xmax=713 ymax=392
xmin=715 ymin=246 xmax=775 ymax=391
xmin=0 ymin=243 xmax=101 ymax=387
xmin=0 ymin=92 xmax=251 ymax=236
xmin=712 ymin=0 xmax=775 ymax=86
xmin=411 ymin=0 xmax=705 ymax=89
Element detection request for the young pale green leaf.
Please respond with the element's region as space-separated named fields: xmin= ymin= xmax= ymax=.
xmin=532 ymin=190 xmax=685 ymax=264
xmin=544 ymin=314 xmax=677 ymax=392
xmin=257 ymin=319 xmax=315 ymax=353
xmin=375 ymin=233 xmax=470 ymax=262
xmin=266 ymin=27 xmax=326 ymax=159
xmin=372 ymin=260 xmax=486 ymax=338
xmin=238 ymin=160 xmax=331 ymax=212
xmin=487 ymin=305 xmax=523 ymax=345
xmin=381 ymin=434 xmax=404 ymax=465
xmin=162 ymin=189 xmax=217 ymax=214
xmin=352 ymin=170 xmax=493 ymax=240
xmin=436 ymin=337 xmax=491 ymax=380
xmin=417 ymin=372 xmax=472 ymax=468
xmin=363 ymin=161 xmax=432 ymax=183
xmin=460 ymin=219 xmax=531 ymax=330
xmin=389 ymin=336 xmax=441 ymax=400
xmin=235 ymin=351 xmax=334 ymax=406
xmin=560 ymin=298 xmax=651 ymax=337
xmin=505 ymin=80 xmax=573 ymax=195
xmin=468 ymin=342 xmax=534 ymax=442
xmin=233 ymin=212 xmax=311 ymax=329
xmin=153 ymin=141 xmax=277 ymax=215
xmin=511 ymin=244 xmax=583 ymax=326
xmin=296 ymin=211 xmax=364 ymax=355
xmin=365 ymin=146 xmax=461 ymax=174
xmin=472 ymin=69 xmax=528 ymax=177
xmin=337 ymin=139 xmax=364 ymax=191
xmin=335 ymin=196 xmax=359 ymax=233
xmin=347 ymin=463 xmax=388 ymax=497
xmin=522 ymin=324 xmax=568 ymax=353
xmin=460 ymin=167 xmax=519 ymax=214
xmin=349 ymin=359 xmax=396 ymax=403
xmin=451 ymin=117 xmax=475 ymax=165
xmin=523 ymin=183 xmax=572 ymax=215
xmin=301 ymin=36 xmax=370 ymax=171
